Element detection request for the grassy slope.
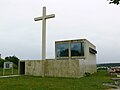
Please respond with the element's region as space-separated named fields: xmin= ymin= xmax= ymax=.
xmin=0 ymin=70 xmax=113 ymax=90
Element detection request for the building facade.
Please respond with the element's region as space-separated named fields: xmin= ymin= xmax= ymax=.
xmin=19 ymin=39 xmax=97 ymax=78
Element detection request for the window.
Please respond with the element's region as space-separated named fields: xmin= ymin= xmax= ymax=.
xmin=6 ymin=63 xmax=10 ymax=68
xmin=55 ymin=41 xmax=84 ymax=59
xmin=71 ymin=42 xmax=84 ymax=57
xmin=56 ymin=43 xmax=69 ymax=57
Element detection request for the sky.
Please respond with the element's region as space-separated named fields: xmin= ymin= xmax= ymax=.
xmin=0 ymin=0 xmax=120 ymax=64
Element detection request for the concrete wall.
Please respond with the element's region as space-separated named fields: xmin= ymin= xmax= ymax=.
xmin=83 ymin=40 xmax=97 ymax=73
xmin=25 ymin=60 xmax=43 ymax=76
xmin=24 ymin=59 xmax=96 ymax=78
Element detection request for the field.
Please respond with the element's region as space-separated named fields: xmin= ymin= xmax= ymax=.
xmin=0 ymin=70 xmax=113 ymax=90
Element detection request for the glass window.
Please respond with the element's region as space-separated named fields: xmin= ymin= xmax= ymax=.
xmin=56 ymin=43 xmax=69 ymax=57
xmin=71 ymin=42 xmax=84 ymax=57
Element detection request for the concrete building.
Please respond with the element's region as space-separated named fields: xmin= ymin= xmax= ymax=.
xmin=19 ymin=39 xmax=97 ymax=78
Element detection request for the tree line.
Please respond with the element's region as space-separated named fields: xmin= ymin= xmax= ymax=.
xmin=97 ymin=63 xmax=120 ymax=68
xmin=0 ymin=56 xmax=19 ymax=68
xmin=108 ymin=0 xmax=120 ymax=5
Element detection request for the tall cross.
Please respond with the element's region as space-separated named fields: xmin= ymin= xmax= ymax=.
xmin=34 ymin=6 xmax=55 ymax=60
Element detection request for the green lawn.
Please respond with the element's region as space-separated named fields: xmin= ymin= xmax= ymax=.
xmin=0 ymin=70 xmax=113 ymax=90
xmin=0 ymin=68 xmax=18 ymax=76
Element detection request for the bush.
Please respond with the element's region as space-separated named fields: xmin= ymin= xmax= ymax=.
xmin=84 ymin=72 xmax=91 ymax=76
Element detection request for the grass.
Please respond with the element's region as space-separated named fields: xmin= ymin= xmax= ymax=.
xmin=0 ymin=68 xmax=18 ymax=76
xmin=0 ymin=70 xmax=113 ymax=90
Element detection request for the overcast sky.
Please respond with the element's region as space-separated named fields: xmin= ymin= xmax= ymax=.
xmin=0 ymin=0 xmax=120 ymax=63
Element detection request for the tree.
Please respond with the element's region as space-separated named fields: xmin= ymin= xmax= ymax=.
xmin=108 ymin=0 xmax=120 ymax=5
xmin=5 ymin=56 xmax=19 ymax=68
xmin=0 ymin=58 xmax=5 ymax=68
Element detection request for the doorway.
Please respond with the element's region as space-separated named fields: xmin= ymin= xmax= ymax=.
xmin=20 ymin=62 xmax=25 ymax=75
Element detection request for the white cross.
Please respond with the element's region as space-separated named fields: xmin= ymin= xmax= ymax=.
xmin=34 ymin=6 xmax=55 ymax=60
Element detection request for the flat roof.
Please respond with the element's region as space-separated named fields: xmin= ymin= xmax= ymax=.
xmin=55 ymin=39 xmax=96 ymax=47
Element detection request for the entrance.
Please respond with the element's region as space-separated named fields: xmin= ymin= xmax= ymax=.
xmin=20 ymin=62 xmax=25 ymax=74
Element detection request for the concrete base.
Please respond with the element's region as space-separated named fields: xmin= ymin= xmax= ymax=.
xmin=23 ymin=59 xmax=96 ymax=78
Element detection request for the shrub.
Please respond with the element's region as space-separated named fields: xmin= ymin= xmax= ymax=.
xmin=84 ymin=72 xmax=91 ymax=76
